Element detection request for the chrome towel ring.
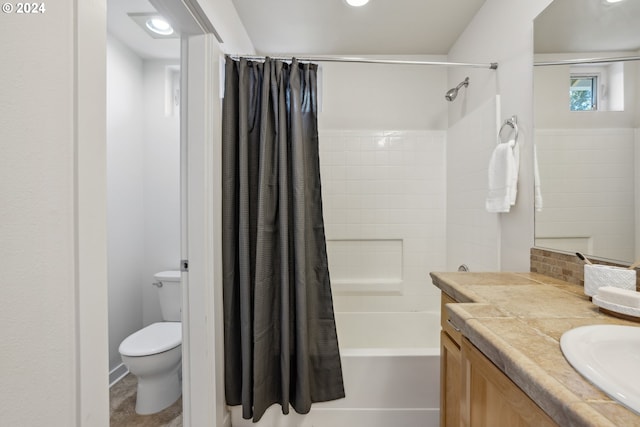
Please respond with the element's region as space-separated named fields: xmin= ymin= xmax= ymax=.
xmin=499 ymin=115 xmax=519 ymax=144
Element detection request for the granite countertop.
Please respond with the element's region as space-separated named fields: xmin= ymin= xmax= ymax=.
xmin=430 ymin=271 xmax=640 ymax=427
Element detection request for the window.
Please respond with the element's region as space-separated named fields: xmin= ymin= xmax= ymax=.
xmin=568 ymin=62 xmax=624 ymax=112
xmin=570 ymin=74 xmax=598 ymax=111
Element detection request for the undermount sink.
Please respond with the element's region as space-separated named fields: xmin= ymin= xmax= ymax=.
xmin=560 ymin=324 xmax=640 ymax=415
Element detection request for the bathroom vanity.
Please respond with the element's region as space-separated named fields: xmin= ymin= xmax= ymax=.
xmin=432 ymin=272 xmax=640 ymax=427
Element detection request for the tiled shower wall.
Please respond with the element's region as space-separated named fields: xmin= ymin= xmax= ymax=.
xmin=319 ymin=130 xmax=446 ymax=312
xmin=446 ymin=96 xmax=501 ymax=272
xmin=535 ymin=128 xmax=636 ymax=262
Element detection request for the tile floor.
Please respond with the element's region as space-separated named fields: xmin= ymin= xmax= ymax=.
xmin=110 ymin=374 xmax=182 ymax=427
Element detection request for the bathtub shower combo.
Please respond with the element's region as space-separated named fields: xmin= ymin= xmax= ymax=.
xmin=228 ymin=128 xmax=448 ymax=425
xmin=230 ymin=127 xmax=445 ymax=426
xmin=223 ymin=54 xmax=500 ymax=427
xmin=231 ymin=311 xmax=441 ymax=427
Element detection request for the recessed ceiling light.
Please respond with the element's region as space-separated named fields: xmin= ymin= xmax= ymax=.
xmin=128 ymin=13 xmax=179 ymax=39
xmin=146 ymin=17 xmax=174 ymax=36
xmin=345 ymin=0 xmax=370 ymax=6
xmin=605 ymin=0 xmax=625 ymax=3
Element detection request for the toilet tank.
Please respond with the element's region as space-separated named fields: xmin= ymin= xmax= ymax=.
xmin=154 ymin=271 xmax=182 ymax=321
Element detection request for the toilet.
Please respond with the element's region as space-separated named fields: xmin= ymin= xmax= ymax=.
xmin=119 ymin=271 xmax=182 ymax=415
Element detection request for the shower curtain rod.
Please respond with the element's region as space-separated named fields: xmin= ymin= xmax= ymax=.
xmin=229 ymin=54 xmax=499 ymax=69
xmin=534 ymin=55 xmax=640 ymax=67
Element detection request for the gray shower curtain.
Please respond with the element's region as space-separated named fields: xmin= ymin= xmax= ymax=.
xmin=221 ymin=56 xmax=345 ymax=422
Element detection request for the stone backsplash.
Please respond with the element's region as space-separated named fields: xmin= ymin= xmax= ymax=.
xmin=530 ymin=247 xmax=640 ymax=290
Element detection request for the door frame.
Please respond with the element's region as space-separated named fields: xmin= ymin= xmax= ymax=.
xmin=180 ymin=34 xmax=227 ymax=427
xmin=76 ymin=0 xmax=223 ymax=424
xmin=148 ymin=2 xmax=227 ymax=425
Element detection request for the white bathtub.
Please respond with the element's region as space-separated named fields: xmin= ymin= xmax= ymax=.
xmin=230 ymin=311 xmax=441 ymax=427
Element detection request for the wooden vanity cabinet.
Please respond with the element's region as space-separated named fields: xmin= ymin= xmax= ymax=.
xmin=460 ymin=337 xmax=558 ymax=427
xmin=440 ymin=293 xmax=462 ymax=427
xmin=440 ymin=292 xmax=558 ymax=427
xmin=441 ymin=330 xmax=462 ymax=427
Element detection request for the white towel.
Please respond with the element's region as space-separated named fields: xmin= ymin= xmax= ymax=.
xmin=510 ymin=138 xmax=520 ymax=205
xmin=486 ymin=138 xmax=518 ymax=213
xmin=534 ymin=144 xmax=543 ymax=212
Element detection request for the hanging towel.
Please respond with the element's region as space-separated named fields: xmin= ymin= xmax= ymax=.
xmin=486 ymin=138 xmax=518 ymax=213
xmin=510 ymin=137 xmax=520 ymax=206
xmin=534 ymin=144 xmax=543 ymax=212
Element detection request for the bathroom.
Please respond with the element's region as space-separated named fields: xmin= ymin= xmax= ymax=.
xmin=104 ymin=0 xmax=539 ymax=425
xmin=4 ymin=0 xmax=640 ymax=426
xmin=105 ymin=0 xmax=531 ymax=424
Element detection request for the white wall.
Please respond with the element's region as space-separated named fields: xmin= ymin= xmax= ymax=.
xmin=317 ymin=61 xmax=447 ymax=312
xmin=106 ymin=37 xmax=180 ymax=372
xmin=0 ymin=0 xmax=108 ymax=425
xmin=141 ymin=60 xmax=181 ymax=325
xmin=446 ymin=97 xmax=501 ymax=271
xmin=107 ymin=35 xmax=146 ymax=372
xmin=1 ymin=6 xmax=77 ymax=424
xmin=318 ymin=58 xmax=448 ymax=131
xmin=446 ymin=0 xmax=554 ymax=271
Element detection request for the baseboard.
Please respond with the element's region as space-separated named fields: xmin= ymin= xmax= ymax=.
xmin=109 ymin=363 xmax=129 ymax=387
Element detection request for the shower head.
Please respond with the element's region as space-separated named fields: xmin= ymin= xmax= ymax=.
xmin=445 ymin=77 xmax=469 ymax=102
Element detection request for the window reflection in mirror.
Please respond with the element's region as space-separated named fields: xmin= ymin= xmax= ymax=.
xmin=570 ymin=74 xmax=598 ymax=111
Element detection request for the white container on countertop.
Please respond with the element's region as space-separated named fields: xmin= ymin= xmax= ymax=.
xmin=584 ymin=264 xmax=637 ymax=297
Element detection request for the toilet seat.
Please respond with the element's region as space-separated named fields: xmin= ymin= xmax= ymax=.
xmin=119 ymin=322 xmax=182 ymax=357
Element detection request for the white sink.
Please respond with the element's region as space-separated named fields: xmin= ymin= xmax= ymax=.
xmin=560 ymin=324 xmax=640 ymax=414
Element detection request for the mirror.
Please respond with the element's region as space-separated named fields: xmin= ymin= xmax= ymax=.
xmin=533 ymin=0 xmax=640 ymax=264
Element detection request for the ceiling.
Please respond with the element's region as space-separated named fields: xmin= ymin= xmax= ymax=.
xmin=534 ymin=0 xmax=640 ymax=54
xmin=107 ymin=0 xmax=640 ymax=61
xmin=107 ymin=0 xmax=487 ymax=59
xmin=230 ymin=0 xmax=486 ymax=56
xmin=107 ymin=0 xmax=179 ymax=59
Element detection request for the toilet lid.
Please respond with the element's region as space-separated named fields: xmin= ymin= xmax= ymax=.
xmin=119 ymin=322 xmax=182 ymax=357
